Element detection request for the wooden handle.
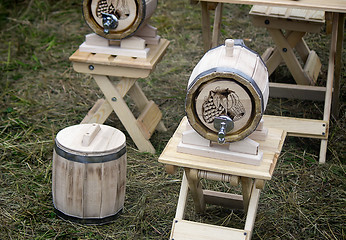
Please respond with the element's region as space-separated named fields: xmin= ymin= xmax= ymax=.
xmin=82 ymin=124 xmax=101 ymax=147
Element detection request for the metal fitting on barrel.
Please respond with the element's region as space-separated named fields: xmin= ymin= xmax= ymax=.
xmin=213 ymin=116 xmax=234 ymax=144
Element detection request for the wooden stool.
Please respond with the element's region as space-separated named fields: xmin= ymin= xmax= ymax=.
xmin=249 ymin=6 xmax=325 ymax=85
xmin=69 ymin=39 xmax=169 ymax=153
xmin=159 ymin=117 xmax=286 ymax=240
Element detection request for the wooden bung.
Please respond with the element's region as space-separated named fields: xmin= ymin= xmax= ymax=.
xmin=83 ymin=0 xmax=158 ymax=40
xmin=185 ymin=39 xmax=269 ymax=143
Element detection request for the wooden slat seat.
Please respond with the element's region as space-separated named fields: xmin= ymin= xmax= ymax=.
xmin=249 ymin=6 xmax=324 ymax=86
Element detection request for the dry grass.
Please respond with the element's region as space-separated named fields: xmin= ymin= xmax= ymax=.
xmin=0 ymin=0 xmax=345 ymax=239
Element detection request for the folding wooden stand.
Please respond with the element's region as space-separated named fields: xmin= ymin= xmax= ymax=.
xmin=249 ymin=6 xmax=324 ymax=86
xmin=69 ymin=38 xmax=169 ymax=153
xmin=195 ymin=1 xmax=345 ymax=163
xmin=159 ymin=117 xmax=286 ymax=240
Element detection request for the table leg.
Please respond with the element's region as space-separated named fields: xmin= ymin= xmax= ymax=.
xmin=185 ymin=168 xmax=206 ymax=213
xmin=201 ymin=2 xmax=211 ymax=51
xmin=93 ymin=74 xmax=156 ymax=153
xmin=128 ymin=81 xmax=167 ymax=132
xmin=241 ymin=177 xmax=254 ymax=213
xmin=332 ymin=13 xmax=345 ymax=118
xmin=268 ymin=29 xmax=311 ymax=85
xmin=211 ymin=3 xmax=223 ymax=48
xmin=175 ymin=171 xmax=189 ymax=220
xmin=244 ymin=180 xmax=261 ymax=240
xmin=319 ymin=13 xmax=339 ymax=164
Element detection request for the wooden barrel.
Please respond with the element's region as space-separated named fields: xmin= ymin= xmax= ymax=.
xmin=82 ymin=0 xmax=157 ymax=39
xmin=52 ymin=123 xmax=126 ymax=225
xmin=186 ymin=39 xmax=269 ymax=143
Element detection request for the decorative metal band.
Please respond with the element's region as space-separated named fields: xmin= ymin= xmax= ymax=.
xmin=54 ymin=208 xmax=122 ymax=225
xmin=187 ymin=67 xmax=264 ymax=113
xmin=54 ymin=143 xmax=126 ymax=164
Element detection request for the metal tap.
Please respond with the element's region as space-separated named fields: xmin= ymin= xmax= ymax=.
xmin=102 ymin=13 xmax=119 ymax=34
xmin=213 ymin=116 xmax=234 ymax=144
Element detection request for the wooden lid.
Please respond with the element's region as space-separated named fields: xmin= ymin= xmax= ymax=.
xmin=55 ymin=123 xmax=126 ymax=156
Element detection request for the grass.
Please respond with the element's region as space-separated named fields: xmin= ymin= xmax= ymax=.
xmin=0 ymin=0 xmax=345 ymax=239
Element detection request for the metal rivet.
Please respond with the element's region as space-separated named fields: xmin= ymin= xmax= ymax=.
xmin=244 ymin=232 xmax=247 ymax=235
xmin=175 ymin=220 xmax=178 ymax=223
xmin=264 ymin=19 xmax=270 ymax=25
xmin=282 ymin=48 xmax=287 ymax=52
xmin=323 ymin=124 xmax=326 ymax=127
xmin=111 ymin=97 xmax=117 ymax=101
xmin=322 ymin=132 xmax=325 ymax=135
xmin=89 ymin=65 xmax=94 ymax=70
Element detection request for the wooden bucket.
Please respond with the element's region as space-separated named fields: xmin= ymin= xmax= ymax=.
xmin=186 ymin=39 xmax=269 ymax=143
xmin=52 ymin=123 xmax=126 ymax=225
xmin=83 ymin=0 xmax=157 ymax=39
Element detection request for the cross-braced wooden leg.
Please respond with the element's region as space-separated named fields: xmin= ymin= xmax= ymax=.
xmin=93 ymin=74 xmax=156 ymax=153
xmin=127 ymin=81 xmax=167 ymax=132
xmin=267 ymin=29 xmax=312 ymax=85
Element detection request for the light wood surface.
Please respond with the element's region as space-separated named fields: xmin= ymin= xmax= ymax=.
xmin=170 ymin=219 xmax=249 ymax=240
xmin=263 ymin=115 xmax=328 ymax=139
xmin=52 ymin=124 xmax=126 ymax=221
xmin=158 ymin=117 xmax=286 ymax=180
xmin=197 ymin=0 xmax=346 ymax=13
xmin=70 ymin=38 xmax=169 ymax=76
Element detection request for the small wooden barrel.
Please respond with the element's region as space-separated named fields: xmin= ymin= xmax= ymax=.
xmin=52 ymin=123 xmax=126 ymax=224
xmin=83 ymin=0 xmax=157 ymax=39
xmin=186 ymin=39 xmax=269 ymax=142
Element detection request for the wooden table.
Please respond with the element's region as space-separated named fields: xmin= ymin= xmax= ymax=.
xmin=196 ymin=0 xmax=345 ymax=163
xmin=69 ymin=39 xmax=170 ymax=153
xmin=159 ymin=117 xmax=286 ymax=239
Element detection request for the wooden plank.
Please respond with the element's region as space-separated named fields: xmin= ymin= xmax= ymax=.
xmin=263 ymin=115 xmax=328 ymax=139
xmin=158 ymin=117 xmax=285 ymax=180
xmin=171 ymin=219 xmax=249 ymax=240
xmin=136 ymin=100 xmax=162 ymax=140
xmin=268 ymin=28 xmax=311 ymax=85
xmin=127 ymin=81 xmax=167 ymax=132
xmin=244 ymin=180 xmax=261 ymax=237
xmin=269 ymin=82 xmax=326 ymax=101
xmin=250 ymin=14 xmax=324 ymax=32
xmin=198 ymin=0 xmax=346 ymax=13
xmin=332 ymin=13 xmax=345 ymax=118
xmin=81 ymin=99 xmax=113 ymax=124
xmin=69 ymin=38 xmax=170 ymax=70
xmin=72 ymin=62 xmax=151 ymax=78
xmin=93 ymin=75 xmax=155 ymax=153
xmin=175 ymin=172 xmax=189 ymax=220
xmin=211 ymin=3 xmax=223 ymax=48
xmin=241 ymin=177 xmax=253 ymax=213
xmin=264 ymin=31 xmax=306 ymax=75
xmin=84 ymin=163 xmax=102 ymax=218
xmin=203 ymin=190 xmax=244 ymax=209
xmin=201 ymin=2 xmax=212 ymax=51
xmin=304 ymin=50 xmax=322 ymax=84
xmin=320 ymin=13 xmax=340 ymax=164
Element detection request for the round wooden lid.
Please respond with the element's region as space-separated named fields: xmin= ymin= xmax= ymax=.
xmin=55 ymin=123 xmax=126 ymax=155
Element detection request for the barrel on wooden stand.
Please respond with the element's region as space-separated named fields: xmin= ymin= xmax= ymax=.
xmin=186 ymin=39 xmax=269 ymax=143
xmin=83 ymin=0 xmax=157 ymax=40
xmin=52 ymin=123 xmax=126 ymax=225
